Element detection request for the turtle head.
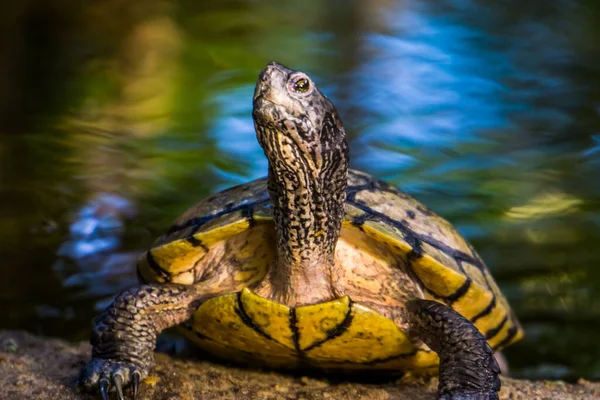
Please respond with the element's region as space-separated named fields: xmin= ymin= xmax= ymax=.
xmin=252 ymin=62 xmax=348 ymax=178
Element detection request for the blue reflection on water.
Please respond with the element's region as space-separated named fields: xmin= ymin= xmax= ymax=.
xmin=354 ymin=9 xmax=509 ymax=147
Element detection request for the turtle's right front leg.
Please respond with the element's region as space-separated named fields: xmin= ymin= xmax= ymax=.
xmin=79 ymin=284 xmax=206 ymax=400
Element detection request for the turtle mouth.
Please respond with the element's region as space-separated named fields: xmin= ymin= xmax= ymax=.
xmin=252 ymin=93 xmax=273 ymax=106
xmin=252 ymin=85 xmax=285 ymax=110
xmin=252 ymin=95 xmax=283 ymax=125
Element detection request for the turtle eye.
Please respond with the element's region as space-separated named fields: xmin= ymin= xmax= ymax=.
xmin=292 ymin=77 xmax=310 ymax=93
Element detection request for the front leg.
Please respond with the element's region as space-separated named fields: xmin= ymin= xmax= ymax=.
xmin=79 ymin=284 xmax=206 ymax=400
xmin=408 ymin=300 xmax=501 ymax=400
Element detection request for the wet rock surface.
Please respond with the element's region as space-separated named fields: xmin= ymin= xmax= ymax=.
xmin=1 ymin=330 xmax=598 ymax=400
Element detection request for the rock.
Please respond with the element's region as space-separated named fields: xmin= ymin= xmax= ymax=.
xmin=0 ymin=330 xmax=598 ymax=400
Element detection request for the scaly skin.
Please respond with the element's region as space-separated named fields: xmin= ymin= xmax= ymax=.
xmin=79 ymin=284 xmax=206 ymax=399
xmin=408 ymin=300 xmax=501 ymax=400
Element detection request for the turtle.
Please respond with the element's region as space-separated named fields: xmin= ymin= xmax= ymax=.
xmin=79 ymin=62 xmax=523 ymax=400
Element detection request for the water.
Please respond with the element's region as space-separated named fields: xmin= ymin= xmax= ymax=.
xmin=1 ymin=0 xmax=599 ymax=381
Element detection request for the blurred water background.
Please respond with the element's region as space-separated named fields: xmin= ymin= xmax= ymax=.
xmin=1 ymin=0 xmax=599 ymax=382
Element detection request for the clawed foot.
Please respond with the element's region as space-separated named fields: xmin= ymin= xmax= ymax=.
xmin=439 ymin=389 xmax=499 ymax=400
xmin=79 ymin=358 xmax=145 ymax=400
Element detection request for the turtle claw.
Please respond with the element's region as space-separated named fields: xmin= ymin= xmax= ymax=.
xmin=132 ymin=372 xmax=140 ymax=400
xmin=79 ymin=358 xmax=147 ymax=399
xmin=100 ymin=379 xmax=110 ymax=400
xmin=114 ymin=374 xmax=125 ymax=400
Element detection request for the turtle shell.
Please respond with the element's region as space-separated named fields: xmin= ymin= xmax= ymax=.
xmin=137 ymin=170 xmax=523 ymax=372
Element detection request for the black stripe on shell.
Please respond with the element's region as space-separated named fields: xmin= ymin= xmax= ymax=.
xmin=145 ymin=251 xmax=171 ymax=278
xmin=242 ymin=205 xmax=256 ymax=228
xmin=183 ymin=206 xmax=256 ymax=248
xmin=485 ymin=315 xmax=508 ymax=340
xmin=350 ymin=213 xmax=376 ymax=229
xmin=345 ymin=179 xmax=406 ymax=203
xmin=492 ymin=325 xmax=519 ymax=351
xmin=445 ymin=278 xmax=472 ymax=304
xmin=186 ymin=235 xmax=208 ymax=250
xmin=234 ymin=291 xmax=276 ymax=343
xmin=167 ymin=199 xmax=268 ymax=235
xmin=301 ymin=300 xmax=354 ymax=352
xmin=289 ymin=308 xmax=302 ymax=353
xmin=472 ymin=296 xmax=497 ymax=323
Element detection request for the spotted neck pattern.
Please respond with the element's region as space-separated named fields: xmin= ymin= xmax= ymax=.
xmin=257 ymin=112 xmax=348 ymax=304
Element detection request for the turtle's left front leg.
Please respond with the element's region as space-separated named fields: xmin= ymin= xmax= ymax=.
xmin=79 ymin=284 xmax=207 ymax=400
xmin=407 ymin=299 xmax=501 ymax=400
